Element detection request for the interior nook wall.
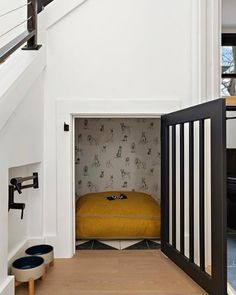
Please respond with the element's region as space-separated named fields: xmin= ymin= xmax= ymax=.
xmin=75 ymin=118 xmax=160 ymax=202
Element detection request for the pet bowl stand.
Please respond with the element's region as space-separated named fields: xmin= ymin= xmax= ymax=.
xmin=15 ymin=273 xmax=46 ymax=295
xmin=25 ymin=244 xmax=54 ymax=272
xmin=12 ymin=256 xmax=46 ymax=295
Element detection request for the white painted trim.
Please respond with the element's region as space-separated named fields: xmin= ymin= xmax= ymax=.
xmin=206 ymin=0 xmax=221 ymax=100
xmin=191 ymin=0 xmax=206 ymax=104
xmin=55 ymin=99 xmax=181 ymax=257
xmin=0 ymin=276 xmax=14 ymax=295
xmin=191 ymin=0 xmax=221 ymax=104
xmin=45 ymin=0 xmax=89 ymax=29
xmin=72 ymin=117 xmax=76 ymax=255
xmin=57 ymin=99 xmax=181 ymax=117
xmin=7 ymin=239 xmax=28 ymax=263
xmin=0 ymin=47 xmax=46 ymax=132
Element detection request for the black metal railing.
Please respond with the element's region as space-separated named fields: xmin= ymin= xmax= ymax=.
xmin=0 ymin=0 xmax=53 ymax=64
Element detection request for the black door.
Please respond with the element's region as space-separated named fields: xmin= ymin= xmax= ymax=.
xmin=161 ymin=99 xmax=227 ymax=295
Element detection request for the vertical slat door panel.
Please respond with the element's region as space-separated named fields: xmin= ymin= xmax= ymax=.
xmin=172 ymin=125 xmax=176 ymax=248
xmin=204 ymin=119 xmax=212 ymax=275
xmin=169 ymin=126 xmax=173 ymax=245
xmin=176 ymin=125 xmax=181 ymax=252
xmin=189 ymin=121 xmax=194 ymax=263
xmin=194 ymin=121 xmax=200 ymax=267
xmin=199 ymin=120 xmax=205 ymax=271
xmin=180 ymin=123 xmax=185 ymax=255
xmin=161 ymin=99 xmax=226 ymax=295
xmin=184 ymin=123 xmax=190 ymax=259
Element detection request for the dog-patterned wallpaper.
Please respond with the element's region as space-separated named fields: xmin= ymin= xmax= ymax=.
xmin=75 ymin=118 xmax=161 ymax=202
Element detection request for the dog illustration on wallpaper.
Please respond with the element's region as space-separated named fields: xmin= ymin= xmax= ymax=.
xmin=106 ymin=160 xmax=113 ymax=168
xmin=122 ymin=181 xmax=128 ymax=188
xmin=78 ymin=180 xmax=82 ymax=190
xmin=83 ymin=119 xmax=89 ymax=129
xmin=100 ymin=145 xmax=107 ymax=153
xmin=78 ymin=133 xmax=83 ymax=143
xmin=147 ymin=148 xmax=152 ymax=156
xmin=135 ymin=158 xmax=146 ymax=169
xmin=100 ymin=124 xmax=104 ymax=132
xmin=140 ymin=178 xmax=148 ymax=191
xmin=83 ymin=166 xmax=89 ymax=176
xmin=149 ymin=168 xmax=154 ymax=176
xmin=105 ymin=175 xmax=114 ymax=189
xmin=122 ymin=135 xmax=128 ymax=142
xmin=131 ymin=142 xmax=136 ymax=153
xmin=87 ymin=135 xmax=98 ymax=146
xmin=149 ymin=122 xmax=154 ymax=130
xmin=100 ymin=171 xmax=104 ymax=178
xmin=139 ymin=132 xmax=148 ymax=144
xmin=120 ymin=169 xmax=131 ymax=180
xmin=75 ymin=146 xmax=80 ymax=164
xmin=120 ymin=122 xmax=131 ymax=134
xmin=92 ymin=155 xmax=101 ymax=168
xmin=106 ymin=129 xmax=114 ymax=143
xmin=115 ymin=146 xmax=122 ymax=158
xmin=87 ymin=181 xmax=97 ymax=192
xmin=125 ymin=157 xmax=130 ymax=166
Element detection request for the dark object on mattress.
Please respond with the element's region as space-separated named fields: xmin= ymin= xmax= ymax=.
xmin=106 ymin=194 xmax=128 ymax=201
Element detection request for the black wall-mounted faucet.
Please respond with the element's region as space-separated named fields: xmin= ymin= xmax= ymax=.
xmin=8 ymin=173 xmax=39 ymax=220
xmin=8 ymin=185 xmax=25 ymax=219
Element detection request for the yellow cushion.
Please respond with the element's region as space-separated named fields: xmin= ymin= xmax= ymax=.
xmin=76 ymin=191 xmax=161 ymax=239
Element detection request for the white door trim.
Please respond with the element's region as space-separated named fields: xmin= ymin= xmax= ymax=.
xmin=55 ymin=99 xmax=181 ymax=257
xmin=191 ymin=0 xmax=221 ymax=104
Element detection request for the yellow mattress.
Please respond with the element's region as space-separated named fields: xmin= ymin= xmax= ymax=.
xmin=76 ymin=191 xmax=161 ymax=239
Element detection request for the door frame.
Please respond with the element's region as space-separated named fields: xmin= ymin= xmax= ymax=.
xmin=55 ymin=99 xmax=181 ymax=257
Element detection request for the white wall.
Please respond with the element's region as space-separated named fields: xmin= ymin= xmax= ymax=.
xmin=45 ymin=0 xmax=192 ymax=102
xmin=0 ymin=0 xmax=222 ymax=292
xmin=43 ymin=0 xmax=196 ymax=252
xmin=0 ymin=74 xmax=44 ymax=293
xmin=41 ymin=0 xmax=223 ymax=257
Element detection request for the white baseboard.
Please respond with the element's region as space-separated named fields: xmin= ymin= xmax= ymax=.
xmin=0 ymin=276 xmax=14 ymax=295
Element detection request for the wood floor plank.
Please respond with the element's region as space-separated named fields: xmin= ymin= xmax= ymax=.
xmin=15 ymin=250 xmax=206 ymax=295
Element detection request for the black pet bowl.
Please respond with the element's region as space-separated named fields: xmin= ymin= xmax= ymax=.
xmin=12 ymin=256 xmax=45 ymax=282
xmin=26 ymin=244 xmax=54 ymax=265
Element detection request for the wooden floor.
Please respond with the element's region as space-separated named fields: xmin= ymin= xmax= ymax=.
xmin=16 ymin=250 xmax=206 ymax=295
